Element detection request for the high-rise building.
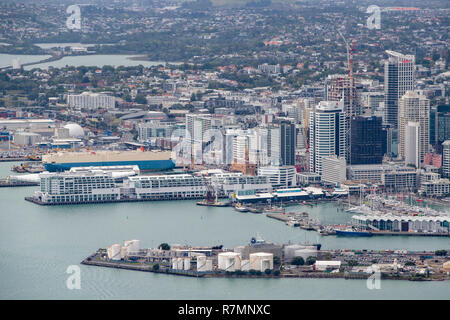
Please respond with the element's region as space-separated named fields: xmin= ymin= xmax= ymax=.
xmin=280 ymin=122 xmax=296 ymax=166
xmin=350 ymin=116 xmax=384 ymax=164
xmin=398 ymin=91 xmax=430 ymax=164
xmin=309 ymin=101 xmax=346 ymax=175
xmin=185 ymin=114 xmax=212 ymax=164
xmin=384 ymin=50 xmax=415 ymax=130
xmin=405 ymin=122 xmax=420 ymax=168
xmin=325 ymin=75 xmax=359 ymax=117
xmin=442 ymin=140 xmax=450 ymax=178
xmin=435 ymin=105 xmax=450 ymax=153
xmin=325 ymin=75 xmax=359 ymax=163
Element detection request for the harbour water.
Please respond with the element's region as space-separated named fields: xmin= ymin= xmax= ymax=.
xmin=23 ymin=55 xmax=169 ymax=70
xmin=0 ymin=162 xmax=449 ymax=299
xmin=0 ymin=54 xmax=51 ymax=68
xmin=0 ymin=53 xmax=172 ymax=70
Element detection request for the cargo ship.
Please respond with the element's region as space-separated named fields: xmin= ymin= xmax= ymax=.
xmin=334 ymin=226 xmax=373 ymax=237
xmin=42 ymin=150 xmax=175 ymax=172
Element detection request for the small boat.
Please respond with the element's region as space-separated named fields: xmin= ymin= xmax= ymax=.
xmin=196 ymin=200 xmax=230 ymax=207
xmin=247 ymin=207 xmax=263 ymax=214
xmin=234 ymin=204 xmax=249 ymax=212
xmin=286 ymin=220 xmax=300 ymax=227
xmin=416 ymin=199 xmax=423 ymax=202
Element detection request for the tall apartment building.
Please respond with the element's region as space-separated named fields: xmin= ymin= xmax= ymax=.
xmin=384 ymin=50 xmax=415 ymax=130
xmin=325 ymin=74 xmax=359 ymax=117
xmin=435 ymin=105 xmax=450 ymax=152
xmin=325 ymin=74 xmax=359 ymax=163
xmin=443 ymin=140 xmax=450 ymax=178
xmin=309 ymin=101 xmax=346 ymax=175
xmin=405 ymin=121 xmax=420 ymax=168
xmin=398 ymin=91 xmax=430 ymax=164
xmin=67 ymin=92 xmax=115 ymax=110
xmin=138 ymin=121 xmax=174 ymax=142
xmin=185 ymin=114 xmax=212 ymax=164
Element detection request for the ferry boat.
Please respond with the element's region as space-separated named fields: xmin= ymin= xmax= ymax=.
xmin=42 ymin=150 xmax=175 ymax=172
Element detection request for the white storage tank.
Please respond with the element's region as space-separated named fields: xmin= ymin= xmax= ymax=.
xmin=196 ymin=256 xmax=213 ymax=272
xmin=183 ymin=257 xmax=191 ymax=271
xmin=172 ymin=258 xmax=184 ymax=270
xmin=218 ymin=252 xmax=242 ymax=271
xmin=241 ymin=259 xmax=250 ymax=271
xmin=107 ymin=244 xmax=121 ymax=261
xmin=249 ymin=252 xmax=273 ymax=272
xmin=124 ymin=239 xmax=140 ymax=255
xmin=234 ymin=245 xmax=246 ymax=257
xmin=120 ymin=246 xmax=127 ymax=259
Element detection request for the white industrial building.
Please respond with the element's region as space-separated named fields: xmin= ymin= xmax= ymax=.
xmin=314 ymin=261 xmax=341 ymax=271
xmin=13 ymin=131 xmax=41 ymax=146
xmin=0 ymin=119 xmax=55 ymax=130
xmin=352 ymin=214 xmax=450 ymax=233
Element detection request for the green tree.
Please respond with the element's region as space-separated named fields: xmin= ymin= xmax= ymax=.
xmin=291 ymin=257 xmax=305 ymax=266
xmin=273 ymin=256 xmax=281 ymax=265
xmin=306 ymin=256 xmax=317 ymax=265
xmin=347 ymin=260 xmax=358 ymax=267
xmin=134 ymin=94 xmax=147 ymax=105
xmin=152 ymin=264 xmax=160 ymax=271
xmin=158 ymin=243 xmax=170 ymax=251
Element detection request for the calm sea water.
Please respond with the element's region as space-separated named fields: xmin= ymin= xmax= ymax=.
xmin=0 ymin=53 xmax=171 ymax=70
xmin=0 ymin=54 xmax=51 ymax=68
xmin=0 ymin=162 xmax=449 ymax=300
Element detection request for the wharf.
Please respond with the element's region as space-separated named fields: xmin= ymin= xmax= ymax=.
xmin=81 ymin=249 xmax=449 ymax=281
xmin=25 ymin=195 xmax=207 ymax=206
xmin=0 ymin=158 xmax=29 ymax=162
xmin=369 ymin=230 xmax=450 ymax=237
xmin=0 ymin=179 xmax=39 ymax=187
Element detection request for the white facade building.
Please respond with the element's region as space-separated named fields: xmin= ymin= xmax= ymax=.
xmin=67 ymin=92 xmax=115 ymax=110
xmin=309 ymin=101 xmax=346 ymax=175
xmin=398 ymin=91 xmax=430 ymax=163
xmin=442 ymin=140 xmax=450 ymax=178
xmin=405 ymin=121 xmax=420 ymax=168
xmin=322 ymin=156 xmax=347 ymax=186
xmin=258 ymin=165 xmax=296 ymax=188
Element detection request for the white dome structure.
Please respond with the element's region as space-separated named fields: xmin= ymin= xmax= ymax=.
xmin=63 ymin=123 xmax=84 ymax=138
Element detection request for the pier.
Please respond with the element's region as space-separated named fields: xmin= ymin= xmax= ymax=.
xmin=0 ymin=179 xmax=38 ymax=187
